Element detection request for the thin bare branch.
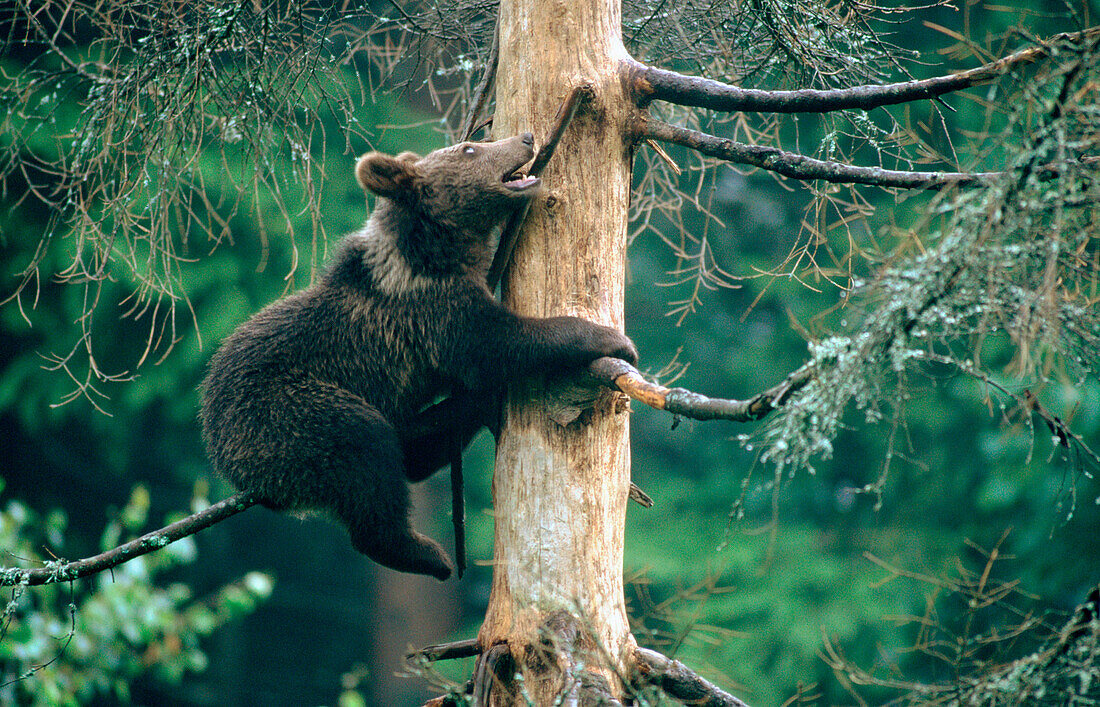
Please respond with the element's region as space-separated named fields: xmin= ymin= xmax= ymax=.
xmin=627 ymin=26 xmax=1100 ymax=113
xmin=450 ymin=443 xmax=466 ymax=579
xmin=460 ymin=20 xmax=499 ymax=141
xmin=486 ymin=82 xmax=596 ymax=289
xmin=0 ymin=493 xmax=258 ymax=587
xmin=634 ymin=646 xmax=752 ymax=707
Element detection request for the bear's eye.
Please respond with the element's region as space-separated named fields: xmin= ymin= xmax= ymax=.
xmin=462 ymin=145 xmax=476 ymax=155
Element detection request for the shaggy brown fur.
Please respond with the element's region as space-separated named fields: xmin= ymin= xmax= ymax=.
xmin=201 ymin=134 xmax=637 ymax=580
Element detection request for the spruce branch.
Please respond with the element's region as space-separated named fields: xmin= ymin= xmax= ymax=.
xmin=640 ymin=119 xmax=997 ymax=189
xmin=627 ymin=26 xmax=1100 ymax=113
xmin=0 ymin=493 xmax=258 ymax=587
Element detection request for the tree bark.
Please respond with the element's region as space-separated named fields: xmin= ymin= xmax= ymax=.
xmin=477 ymin=0 xmax=636 ymax=701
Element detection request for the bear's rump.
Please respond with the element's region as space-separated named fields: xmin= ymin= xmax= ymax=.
xmin=210 ymin=377 xmax=401 ymax=512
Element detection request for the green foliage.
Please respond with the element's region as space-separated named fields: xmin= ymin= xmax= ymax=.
xmin=0 ymin=482 xmax=272 ymax=705
xmin=618 ymin=16 xmax=1100 ymax=704
xmin=0 ymin=1 xmax=442 ymax=405
xmin=752 ymin=38 xmax=1100 ymax=499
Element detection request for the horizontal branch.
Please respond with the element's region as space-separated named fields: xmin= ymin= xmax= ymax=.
xmin=634 ymin=646 xmax=752 ymax=707
xmin=408 ymin=638 xmax=482 ymax=663
xmin=0 ymin=493 xmax=258 ymax=587
xmin=628 ymin=26 xmax=1100 ymax=113
xmin=641 ymin=118 xmax=995 ymax=189
xmin=0 ymin=371 xmax=800 ymax=592
xmin=589 ymin=357 xmax=812 ymax=422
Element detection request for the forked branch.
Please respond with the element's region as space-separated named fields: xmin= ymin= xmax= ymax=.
xmin=628 ymin=26 xmax=1100 ymax=113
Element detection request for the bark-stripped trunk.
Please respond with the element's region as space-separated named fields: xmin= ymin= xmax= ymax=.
xmin=477 ymin=0 xmax=636 ymax=701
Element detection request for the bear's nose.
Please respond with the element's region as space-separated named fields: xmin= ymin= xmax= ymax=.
xmin=520 ymin=132 xmax=534 ymax=146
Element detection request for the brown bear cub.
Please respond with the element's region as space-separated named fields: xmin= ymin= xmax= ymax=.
xmin=201 ymin=133 xmax=637 ymax=580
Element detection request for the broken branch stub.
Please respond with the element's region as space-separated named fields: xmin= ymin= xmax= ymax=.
xmin=588 ymin=357 xmax=813 ymax=423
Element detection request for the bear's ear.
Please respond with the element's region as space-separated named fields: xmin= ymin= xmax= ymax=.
xmin=356 ymin=152 xmax=420 ymax=198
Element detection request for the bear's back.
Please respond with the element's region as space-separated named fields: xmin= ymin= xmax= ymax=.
xmin=204 ymin=275 xmax=453 ymax=428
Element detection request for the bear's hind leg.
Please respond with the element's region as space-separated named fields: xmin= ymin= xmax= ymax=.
xmin=326 ymin=410 xmax=454 ymax=581
xmin=333 ymin=475 xmax=454 ymax=581
xmin=401 ymin=387 xmax=500 ymax=483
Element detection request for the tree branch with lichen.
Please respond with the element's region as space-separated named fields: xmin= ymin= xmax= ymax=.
xmin=638 ymin=118 xmax=1098 ymax=190
xmin=0 ymin=493 xmax=258 ymax=587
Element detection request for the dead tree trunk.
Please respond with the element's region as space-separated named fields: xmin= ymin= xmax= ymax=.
xmin=476 ymin=0 xmax=637 ymax=702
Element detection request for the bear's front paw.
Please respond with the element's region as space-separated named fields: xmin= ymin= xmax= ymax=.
xmin=576 ymin=323 xmax=638 ymax=366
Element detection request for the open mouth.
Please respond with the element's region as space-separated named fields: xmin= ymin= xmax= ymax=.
xmin=502 ymin=158 xmax=540 ymax=192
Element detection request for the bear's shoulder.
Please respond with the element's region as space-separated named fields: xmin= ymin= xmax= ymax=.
xmin=323 ymin=221 xmax=441 ymax=296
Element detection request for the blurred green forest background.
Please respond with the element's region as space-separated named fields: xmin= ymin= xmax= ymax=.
xmin=1 ymin=1 xmax=1098 ymax=705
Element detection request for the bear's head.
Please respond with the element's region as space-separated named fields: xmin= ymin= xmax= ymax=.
xmin=355 ymin=133 xmax=542 ymax=232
